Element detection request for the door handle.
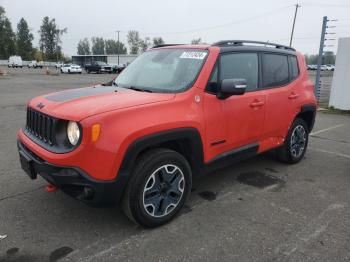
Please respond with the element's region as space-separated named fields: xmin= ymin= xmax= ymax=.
xmin=288 ymin=92 xmax=300 ymax=99
xmin=250 ymin=100 xmax=265 ymax=107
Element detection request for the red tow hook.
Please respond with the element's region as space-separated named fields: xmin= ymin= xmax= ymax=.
xmin=45 ymin=184 xmax=58 ymax=193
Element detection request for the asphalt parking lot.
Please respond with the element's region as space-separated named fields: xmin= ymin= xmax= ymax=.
xmin=0 ymin=68 xmax=349 ymax=262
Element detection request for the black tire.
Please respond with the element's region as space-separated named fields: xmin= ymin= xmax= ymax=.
xmin=276 ymin=118 xmax=309 ymax=164
xmin=122 ymin=148 xmax=192 ymax=227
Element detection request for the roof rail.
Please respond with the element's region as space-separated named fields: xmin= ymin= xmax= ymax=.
xmin=212 ymin=40 xmax=296 ymax=51
xmin=152 ymin=44 xmax=186 ymax=49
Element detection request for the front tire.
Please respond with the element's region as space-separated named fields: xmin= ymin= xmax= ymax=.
xmin=122 ymin=148 xmax=192 ymax=227
xmin=276 ymin=118 xmax=309 ymax=164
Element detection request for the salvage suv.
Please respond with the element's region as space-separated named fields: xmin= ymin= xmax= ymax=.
xmin=17 ymin=40 xmax=317 ymax=227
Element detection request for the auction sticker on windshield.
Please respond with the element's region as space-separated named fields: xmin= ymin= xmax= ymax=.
xmin=180 ymin=51 xmax=207 ymax=60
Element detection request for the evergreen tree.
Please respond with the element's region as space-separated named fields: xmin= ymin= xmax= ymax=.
xmin=77 ymin=38 xmax=91 ymax=55
xmin=91 ymin=37 xmax=105 ymax=55
xmin=105 ymin=39 xmax=127 ymax=55
xmin=0 ymin=6 xmax=16 ymax=59
xmin=153 ymin=37 xmax=165 ymax=46
xmin=38 ymin=16 xmax=67 ymax=61
xmin=127 ymin=30 xmax=140 ymax=54
xmin=16 ymin=18 xmax=34 ymax=60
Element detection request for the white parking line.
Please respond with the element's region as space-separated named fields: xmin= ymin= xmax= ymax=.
xmin=309 ymin=147 xmax=350 ymax=159
xmin=310 ymin=124 xmax=344 ymax=136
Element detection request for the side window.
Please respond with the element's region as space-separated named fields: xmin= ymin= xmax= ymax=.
xmin=262 ymin=54 xmax=289 ymax=88
xmin=206 ymin=63 xmax=218 ymax=93
xmin=290 ymin=56 xmax=299 ymax=80
xmin=220 ymin=53 xmax=258 ymax=92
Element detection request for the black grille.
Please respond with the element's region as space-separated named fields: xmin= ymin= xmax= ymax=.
xmin=26 ymin=107 xmax=57 ymax=145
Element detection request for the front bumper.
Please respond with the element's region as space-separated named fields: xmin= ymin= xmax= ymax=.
xmin=17 ymin=140 xmax=127 ymax=207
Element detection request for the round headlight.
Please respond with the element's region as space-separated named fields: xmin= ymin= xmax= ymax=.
xmin=67 ymin=121 xmax=80 ymax=145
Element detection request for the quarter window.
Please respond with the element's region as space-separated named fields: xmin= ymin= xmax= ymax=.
xmin=220 ymin=53 xmax=258 ymax=92
xmin=262 ymin=54 xmax=289 ymax=88
xmin=290 ymin=56 xmax=299 ymax=80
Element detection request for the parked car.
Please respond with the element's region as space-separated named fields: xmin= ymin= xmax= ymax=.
xmin=60 ymin=64 xmax=82 ymax=74
xmin=27 ymin=60 xmax=43 ymax=69
xmin=55 ymin=62 xmax=64 ymax=68
xmin=307 ymin=64 xmax=317 ymax=70
xmin=17 ymin=40 xmax=316 ymax=227
xmin=8 ymin=56 xmax=23 ymax=68
xmin=326 ymin=64 xmax=335 ymax=71
xmin=110 ymin=64 xmax=126 ymax=74
xmin=85 ymin=61 xmax=113 ymax=74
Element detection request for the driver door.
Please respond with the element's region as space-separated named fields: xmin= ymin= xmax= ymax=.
xmin=203 ymin=52 xmax=266 ymax=161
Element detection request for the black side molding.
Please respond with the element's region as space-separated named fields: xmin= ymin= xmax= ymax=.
xmin=118 ymin=128 xmax=204 ymax=177
xmin=300 ymin=104 xmax=317 ymax=131
xmin=118 ymin=128 xmax=259 ymax=181
xmin=205 ymin=143 xmax=259 ymax=174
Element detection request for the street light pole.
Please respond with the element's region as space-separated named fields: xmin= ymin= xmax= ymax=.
xmin=289 ymin=4 xmax=301 ymax=47
xmin=116 ymin=30 xmax=121 ymax=65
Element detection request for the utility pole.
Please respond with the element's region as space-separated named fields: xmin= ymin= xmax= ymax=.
xmin=116 ymin=30 xmax=121 ymax=65
xmin=289 ymin=4 xmax=301 ymax=47
xmin=315 ymin=16 xmax=328 ymax=100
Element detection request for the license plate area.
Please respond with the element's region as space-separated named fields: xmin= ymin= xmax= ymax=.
xmin=19 ymin=151 xmax=37 ymax=180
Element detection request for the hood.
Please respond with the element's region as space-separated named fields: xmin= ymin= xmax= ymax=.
xmin=28 ymin=85 xmax=175 ymax=121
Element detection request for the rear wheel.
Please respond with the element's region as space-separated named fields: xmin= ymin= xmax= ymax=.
xmin=276 ymin=118 xmax=309 ymax=164
xmin=122 ymin=148 xmax=192 ymax=227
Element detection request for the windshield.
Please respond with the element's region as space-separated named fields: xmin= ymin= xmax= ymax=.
xmin=115 ymin=49 xmax=208 ymax=93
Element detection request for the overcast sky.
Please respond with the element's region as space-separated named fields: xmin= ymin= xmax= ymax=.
xmin=1 ymin=0 xmax=350 ymax=56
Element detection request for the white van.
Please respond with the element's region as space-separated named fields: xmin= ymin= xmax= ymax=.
xmin=8 ymin=56 xmax=23 ymax=68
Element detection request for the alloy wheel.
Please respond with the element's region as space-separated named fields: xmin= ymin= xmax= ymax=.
xmin=143 ymin=164 xmax=185 ymax=218
xmin=290 ymin=125 xmax=306 ymax=158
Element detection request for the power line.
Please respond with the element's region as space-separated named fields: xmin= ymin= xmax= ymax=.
xmin=144 ymin=4 xmax=293 ymax=36
xmin=302 ymin=2 xmax=350 ymax=8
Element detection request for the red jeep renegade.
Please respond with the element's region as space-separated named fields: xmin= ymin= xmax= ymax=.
xmin=18 ymin=40 xmax=317 ymax=227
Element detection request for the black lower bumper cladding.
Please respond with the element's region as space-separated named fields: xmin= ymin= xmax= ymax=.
xmin=17 ymin=140 xmax=127 ymax=207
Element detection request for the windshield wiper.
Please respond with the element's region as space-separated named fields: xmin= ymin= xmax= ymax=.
xmin=124 ymin=86 xmax=153 ymax=93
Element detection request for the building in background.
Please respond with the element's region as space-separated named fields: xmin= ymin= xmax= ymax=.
xmin=72 ymin=54 xmax=138 ymax=67
xmin=329 ymin=37 xmax=350 ymax=110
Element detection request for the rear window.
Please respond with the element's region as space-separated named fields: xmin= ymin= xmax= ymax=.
xmin=262 ymin=54 xmax=289 ymax=88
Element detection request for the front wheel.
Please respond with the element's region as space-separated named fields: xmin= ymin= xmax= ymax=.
xmin=276 ymin=118 xmax=309 ymax=164
xmin=122 ymin=148 xmax=192 ymax=227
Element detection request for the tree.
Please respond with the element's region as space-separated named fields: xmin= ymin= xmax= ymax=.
xmin=0 ymin=6 xmax=16 ymax=59
xmin=191 ymin=38 xmax=202 ymax=45
xmin=153 ymin=37 xmax=164 ymax=46
xmin=77 ymin=38 xmax=90 ymax=55
xmin=105 ymin=39 xmax=127 ymax=54
xmin=91 ymin=37 xmax=105 ymax=55
xmin=304 ymin=52 xmax=335 ymax=65
xmin=38 ymin=16 xmax=67 ymax=61
xmin=127 ymin=30 xmax=140 ymax=54
xmin=139 ymin=37 xmax=151 ymax=52
xmin=32 ymin=48 xmax=43 ymax=61
xmin=323 ymin=51 xmax=335 ymax=64
xmin=16 ymin=18 xmax=34 ymax=60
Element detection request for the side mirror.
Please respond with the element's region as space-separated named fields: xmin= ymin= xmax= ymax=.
xmin=217 ymin=78 xmax=247 ymax=99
